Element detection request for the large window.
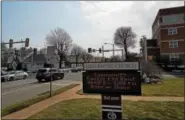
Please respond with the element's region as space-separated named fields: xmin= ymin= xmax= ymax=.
xmin=162 ymin=14 xmax=184 ymax=24
xmin=170 ymin=53 xmax=179 ymax=62
xmin=169 ymin=40 xmax=178 ymax=48
xmin=168 ymin=28 xmax=177 ymax=35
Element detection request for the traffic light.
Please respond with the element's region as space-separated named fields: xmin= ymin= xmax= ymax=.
xmin=88 ymin=48 xmax=92 ymax=53
xmin=25 ymin=38 xmax=29 ymax=47
xmin=9 ymin=39 xmax=13 ymax=48
xmin=99 ymin=48 xmax=102 ymax=53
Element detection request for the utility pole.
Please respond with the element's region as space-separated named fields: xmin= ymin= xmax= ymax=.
xmin=50 ymin=63 xmax=52 ymax=97
xmin=102 ymin=46 xmax=104 ymax=62
xmin=113 ymin=44 xmax=115 ymax=57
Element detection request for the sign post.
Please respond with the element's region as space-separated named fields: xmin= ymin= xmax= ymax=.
xmin=83 ymin=62 xmax=141 ymax=120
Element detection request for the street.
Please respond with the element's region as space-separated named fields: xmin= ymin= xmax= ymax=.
xmin=2 ymin=72 xmax=82 ymax=109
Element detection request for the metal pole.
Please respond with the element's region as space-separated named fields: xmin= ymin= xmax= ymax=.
xmin=113 ymin=44 xmax=115 ymax=57
xmin=32 ymin=51 xmax=34 ymax=70
xmin=144 ymin=37 xmax=148 ymax=63
xmin=50 ymin=65 xmax=52 ymax=97
xmin=102 ymin=46 xmax=104 ymax=62
xmin=50 ymin=58 xmax=52 ymax=97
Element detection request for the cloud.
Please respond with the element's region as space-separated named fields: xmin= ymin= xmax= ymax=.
xmin=79 ymin=1 xmax=184 ymax=55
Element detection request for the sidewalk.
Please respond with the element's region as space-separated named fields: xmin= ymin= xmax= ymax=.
xmin=2 ymin=84 xmax=184 ymax=119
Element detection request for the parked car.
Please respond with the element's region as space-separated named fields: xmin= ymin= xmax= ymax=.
xmin=2 ymin=71 xmax=28 ymax=81
xmin=36 ymin=68 xmax=64 ymax=82
xmin=59 ymin=68 xmax=70 ymax=73
xmin=77 ymin=67 xmax=83 ymax=71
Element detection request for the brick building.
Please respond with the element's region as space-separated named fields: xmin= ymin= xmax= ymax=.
xmin=151 ymin=6 xmax=185 ymax=62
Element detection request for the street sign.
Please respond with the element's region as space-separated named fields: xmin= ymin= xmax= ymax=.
xmin=102 ymin=94 xmax=122 ymax=120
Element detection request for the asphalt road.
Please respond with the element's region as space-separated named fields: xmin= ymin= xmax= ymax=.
xmin=2 ymin=72 xmax=82 ymax=109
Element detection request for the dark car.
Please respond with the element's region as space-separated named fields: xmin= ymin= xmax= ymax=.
xmin=36 ymin=68 xmax=64 ymax=82
xmin=1 ymin=71 xmax=7 ymax=82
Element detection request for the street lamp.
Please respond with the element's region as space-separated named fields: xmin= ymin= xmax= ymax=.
xmin=104 ymin=42 xmax=115 ymax=57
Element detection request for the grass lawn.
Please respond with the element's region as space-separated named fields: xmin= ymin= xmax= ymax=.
xmin=1 ymin=84 xmax=79 ymax=117
xmin=28 ymin=98 xmax=184 ymax=120
xmin=77 ymin=78 xmax=184 ymax=96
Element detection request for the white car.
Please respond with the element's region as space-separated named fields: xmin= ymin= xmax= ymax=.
xmin=59 ymin=68 xmax=70 ymax=73
xmin=2 ymin=71 xmax=29 ymax=81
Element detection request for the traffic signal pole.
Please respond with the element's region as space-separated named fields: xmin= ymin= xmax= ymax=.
xmin=2 ymin=38 xmax=30 ymax=48
xmin=88 ymin=47 xmax=124 ymax=61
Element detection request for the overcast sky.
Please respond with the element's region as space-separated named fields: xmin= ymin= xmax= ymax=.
xmin=1 ymin=1 xmax=184 ymax=57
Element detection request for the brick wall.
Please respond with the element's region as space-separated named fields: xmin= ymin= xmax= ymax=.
xmin=161 ymin=41 xmax=185 ymax=53
xmin=160 ymin=27 xmax=185 ymax=40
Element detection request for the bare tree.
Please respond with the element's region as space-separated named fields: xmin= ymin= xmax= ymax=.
xmin=114 ymin=27 xmax=136 ymax=61
xmin=140 ymin=36 xmax=146 ymax=51
xmin=81 ymin=49 xmax=93 ymax=62
xmin=71 ymin=44 xmax=84 ymax=65
xmin=46 ymin=27 xmax=72 ymax=68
